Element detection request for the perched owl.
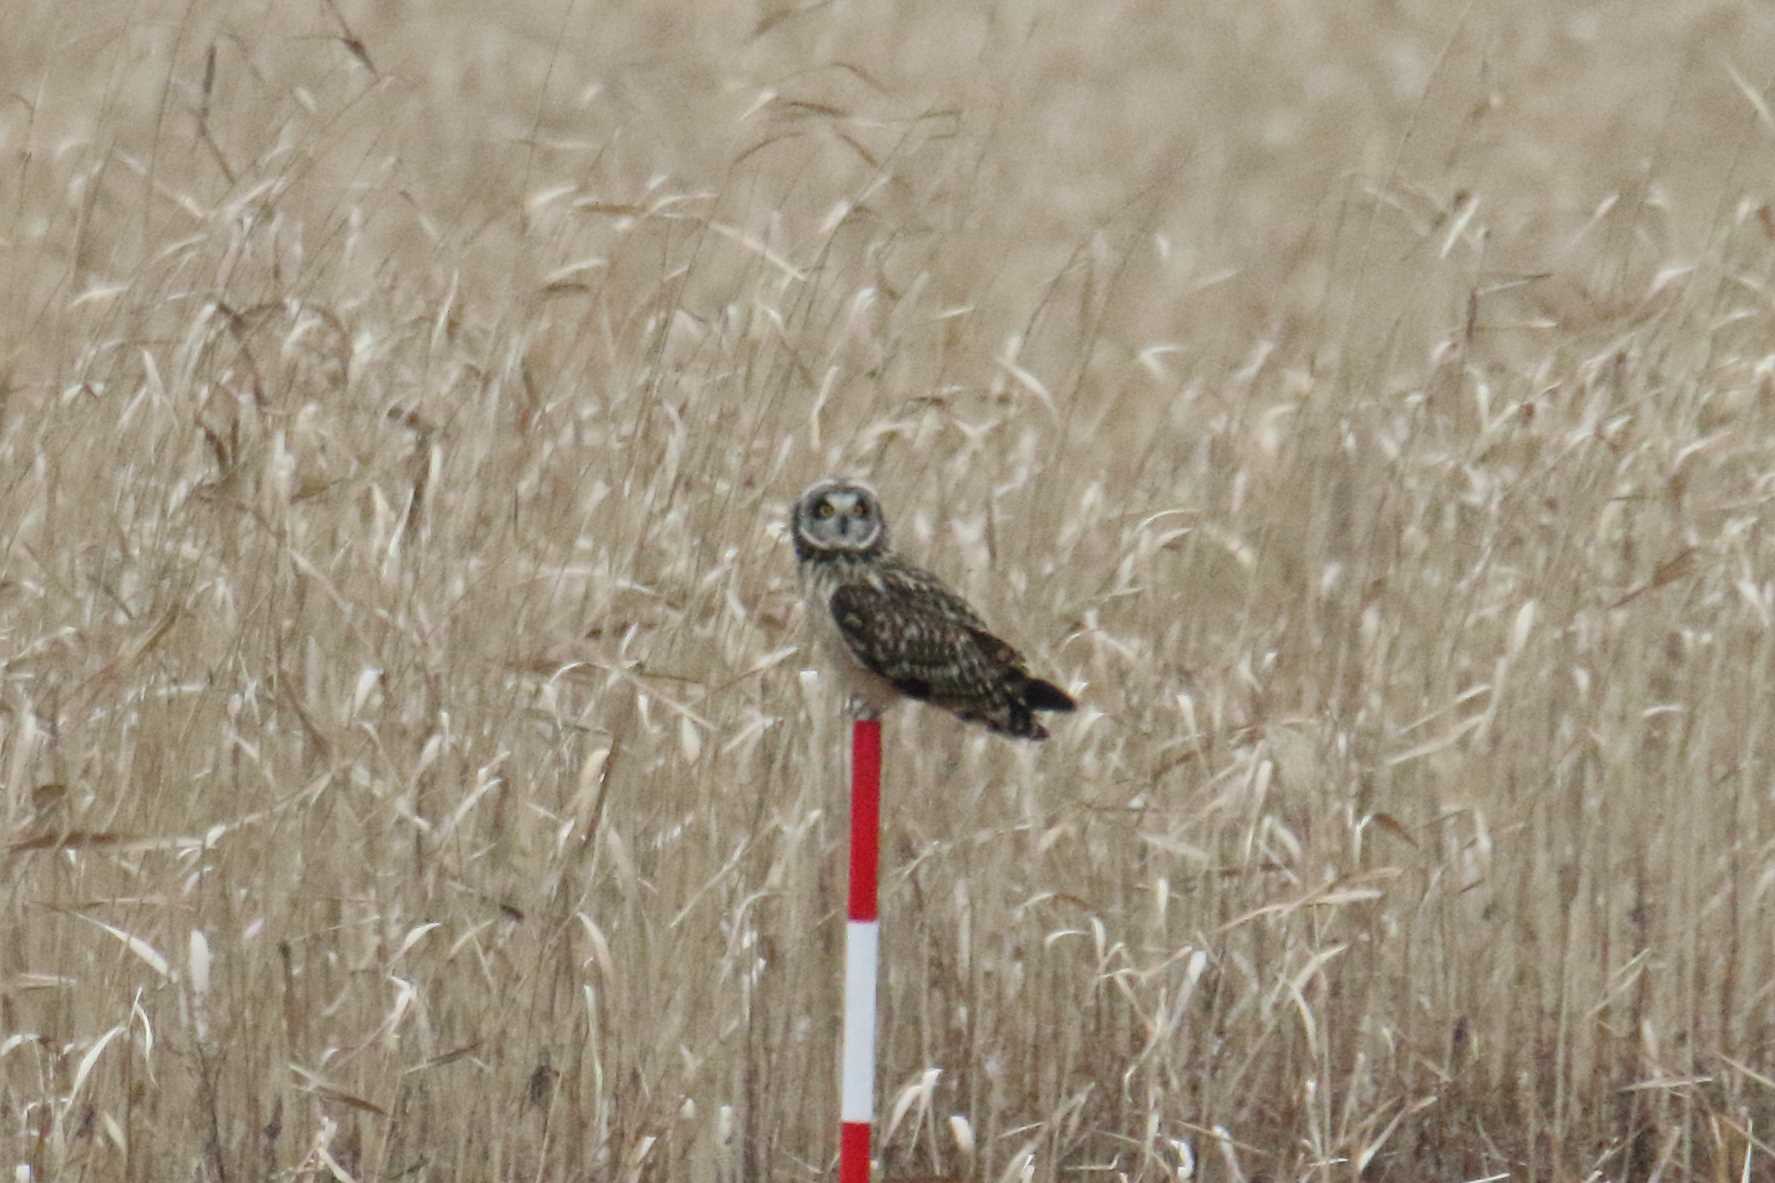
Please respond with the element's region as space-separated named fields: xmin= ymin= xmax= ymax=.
xmin=789 ymin=477 xmax=1076 ymax=740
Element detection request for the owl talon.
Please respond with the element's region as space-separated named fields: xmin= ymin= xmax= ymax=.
xmin=845 ymin=695 xmax=884 ymax=721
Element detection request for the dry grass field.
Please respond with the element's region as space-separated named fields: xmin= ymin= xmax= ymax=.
xmin=7 ymin=1 xmax=1775 ymax=1179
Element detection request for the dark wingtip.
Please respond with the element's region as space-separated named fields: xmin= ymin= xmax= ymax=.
xmin=1023 ymin=677 xmax=1076 ymax=714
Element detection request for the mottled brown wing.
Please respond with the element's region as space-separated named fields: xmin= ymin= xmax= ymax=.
xmin=827 ymin=578 xmax=1021 ymax=706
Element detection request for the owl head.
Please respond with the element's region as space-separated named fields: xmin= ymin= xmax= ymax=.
xmin=791 ymin=478 xmax=888 ymax=559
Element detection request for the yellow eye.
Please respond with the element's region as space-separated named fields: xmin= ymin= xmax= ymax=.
xmin=850 ymin=503 xmax=869 ymax=518
xmin=815 ymin=501 xmax=835 ymax=519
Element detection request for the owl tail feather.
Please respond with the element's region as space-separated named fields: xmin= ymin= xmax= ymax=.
xmin=982 ymin=675 xmax=1076 ymax=741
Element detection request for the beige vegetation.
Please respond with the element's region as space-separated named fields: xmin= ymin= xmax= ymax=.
xmin=4 ymin=0 xmax=1775 ymax=1179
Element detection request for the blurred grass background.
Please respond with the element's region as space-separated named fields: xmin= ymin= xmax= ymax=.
xmin=5 ymin=1 xmax=1775 ymax=1179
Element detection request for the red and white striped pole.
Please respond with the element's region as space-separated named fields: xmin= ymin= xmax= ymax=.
xmin=840 ymin=718 xmax=882 ymax=1183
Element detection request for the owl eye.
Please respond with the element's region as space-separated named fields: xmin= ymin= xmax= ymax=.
xmin=850 ymin=503 xmax=869 ymax=518
xmin=814 ymin=501 xmax=836 ymax=519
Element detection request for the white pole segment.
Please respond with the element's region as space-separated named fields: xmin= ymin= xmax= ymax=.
xmin=840 ymin=918 xmax=880 ymax=1123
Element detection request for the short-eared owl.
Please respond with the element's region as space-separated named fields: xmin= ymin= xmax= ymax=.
xmin=790 ymin=477 xmax=1076 ymax=740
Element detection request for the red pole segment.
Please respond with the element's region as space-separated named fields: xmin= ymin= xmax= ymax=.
xmin=848 ymin=719 xmax=881 ymax=921
xmin=840 ymin=718 xmax=882 ymax=1183
xmin=840 ymin=1121 xmax=872 ymax=1183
